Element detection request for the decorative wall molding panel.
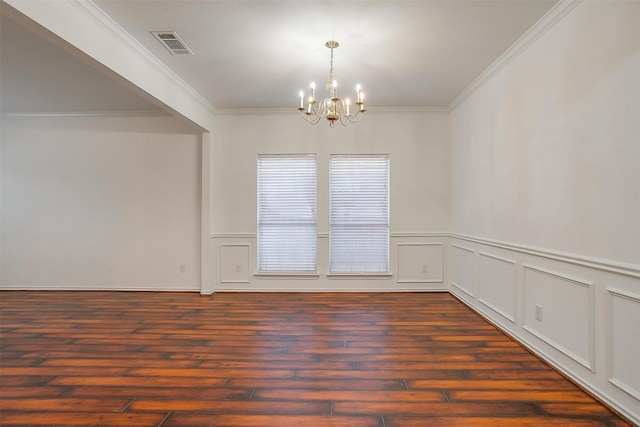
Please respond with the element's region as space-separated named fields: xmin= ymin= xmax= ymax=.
xmin=219 ymin=244 xmax=251 ymax=284
xmin=607 ymin=288 xmax=640 ymax=400
xmin=478 ymin=252 xmax=517 ymax=324
xmin=522 ymin=265 xmax=595 ymax=371
xmin=450 ymin=244 xmax=476 ymax=297
xmin=397 ymin=243 xmax=443 ymax=283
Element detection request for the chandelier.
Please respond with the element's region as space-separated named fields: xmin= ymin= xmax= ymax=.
xmin=298 ymin=41 xmax=366 ymax=127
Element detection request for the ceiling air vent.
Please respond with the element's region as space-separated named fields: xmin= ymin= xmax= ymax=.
xmin=151 ymin=31 xmax=193 ymax=55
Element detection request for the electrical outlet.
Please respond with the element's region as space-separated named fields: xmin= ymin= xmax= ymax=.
xmin=179 ymin=264 xmax=186 ymax=273
xmin=422 ymin=264 xmax=429 ymax=274
xmin=235 ymin=264 xmax=242 ymax=273
xmin=535 ymin=304 xmax=543 ymax=322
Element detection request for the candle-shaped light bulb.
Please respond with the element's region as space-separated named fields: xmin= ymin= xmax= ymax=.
xmin=299 ymin=90 xmax=304 ymax=108
xmin=360 ymin=93 xmax=365 ymax=111
xmin=345 ymin=98 xmax=351 ymax=116
xmin=356 ymin=84 xmax=362 ymax=103
xmin=310 ymin=82 xmax=316 ymax=101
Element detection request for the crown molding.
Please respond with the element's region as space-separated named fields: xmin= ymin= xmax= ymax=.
xmin=213 ymin=108 xmax=294 ymax=116
xmin=213 ymin=106 xmax=448 ymax=116
xmin=359 ymin=107 xmax=448 ymax=114
xmin=447 ymin=0 xmax=583 ymax=111
xmin=1 ymin=110 xmax=167 ymax=119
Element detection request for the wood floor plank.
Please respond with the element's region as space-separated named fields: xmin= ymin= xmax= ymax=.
xmin=384 ymin=416 xmax=615 ymax=426
xmin=0 ymin=386 xmax=68 ymax=398
xmin=47 ymin=375 xmax=228 ymax=387
xmin=538 ymin=402 xmax=625 ymax=417
xmin=127 ymin=366 xmax=296 ymax=379
xmin=225 ymin=378 xmax=408 ymax=390
xmin=129 ymin=399 xmax=330 ymax=413
xmin=0 ymin=366 xmax=127 ymax=376
xmin=332 ymin=401 xmax=542 ymax=416
xmin=407 ymin=379 xmax=580 ymax=391
xmin=161 ymin=414 xmax=384 ymax=427
xmin=253 ymin=389 xmax=446 ymax=402
xmin=0 ymin=290 xmax=633 ymax=427
xmin=0 ymin=397 xmax=131 ymax=412
xmin=63 ymin=385 xmax=253 ymax=399
xmin=448 ymin=390 xmax=597 ymax=403
xmin=39 ymin=357 xmax=198 ymax=368
xmin=0 ymin=412 xmax=167 ymax=426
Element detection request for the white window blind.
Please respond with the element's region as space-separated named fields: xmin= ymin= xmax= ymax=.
xmin=257 ymin=155 xmax=317 ymax=273
xmin=329 ymin=155 xmax=390 ymax=273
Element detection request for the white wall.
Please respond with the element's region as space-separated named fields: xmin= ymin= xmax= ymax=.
xmin=210 ymin=110 xmax=450 ymax=291
xmin=0 ymin=114 xmax=203 ymax=291
xmin=450 ymin=0 xmax=639 ymax=265
xmin=448 ymin=1 xmax=640 ymax=423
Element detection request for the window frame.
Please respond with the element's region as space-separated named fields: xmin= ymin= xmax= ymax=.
xmin=256 ymin=154 xmax=318 ymax=276
xmin=328 ymin=154 xmax=391 ymax=276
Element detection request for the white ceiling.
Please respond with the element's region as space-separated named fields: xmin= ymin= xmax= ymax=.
xmin=1 ymin=0 xmax=559 ymax=114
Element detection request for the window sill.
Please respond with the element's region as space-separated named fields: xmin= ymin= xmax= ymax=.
xmin=254 ymin=272 xmax=320 ymax=279
xmin=326 ymin=272 xmax=393 ymax=280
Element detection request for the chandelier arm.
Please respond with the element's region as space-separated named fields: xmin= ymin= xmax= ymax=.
xmin=301 ymin=103 xmax=323 ymax=124
xmin=337 ymin=99 xmax=349 ymax=126
xmin=313 ymin=99 xmax=326 ymax=118
xmin=300 ymin=110 xmax=322 ymax=125
xmin=346 ymin=113 xmax=364 ymax=124
xmin=343 ymin=108 xmax=365 ymax=124
xmin=300 ymin=98 xmax=328 ymax=125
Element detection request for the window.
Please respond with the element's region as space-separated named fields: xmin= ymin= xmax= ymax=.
xmin=257 ymin=155 xmax=317 ymax=273
xmin=329 ymin=155 xmax=390 ymax=273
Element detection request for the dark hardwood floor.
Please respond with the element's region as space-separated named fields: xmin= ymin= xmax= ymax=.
xmin=0 ymin=291 xmax=631 ymax=426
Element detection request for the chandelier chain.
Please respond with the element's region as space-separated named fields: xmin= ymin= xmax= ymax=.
xmin=327 ymin=46 xmax=335 ymax=89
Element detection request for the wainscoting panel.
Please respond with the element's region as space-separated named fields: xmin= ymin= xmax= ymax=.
xmin=478 ymin=252 xmax=517 ymax=323
xmin=448 ymin=235 xmax=640 ymax=425
xmin=396 ymin=243 xmax=443 ymax=283
xmin=608 ymin=288 xmax=640 ymax=400
xmin=450 ymin=244 xmax=475 ymax=297
xmin=219 ymin=243 xmax=251 ymax=283
xmin=523 ymin=265 xmax=594 ymax=371
xmin=211 ymin=233 xmax=447 ymax=291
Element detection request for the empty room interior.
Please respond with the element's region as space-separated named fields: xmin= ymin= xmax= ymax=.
xmin=0 ymin=0 xmax=638 ymax=425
